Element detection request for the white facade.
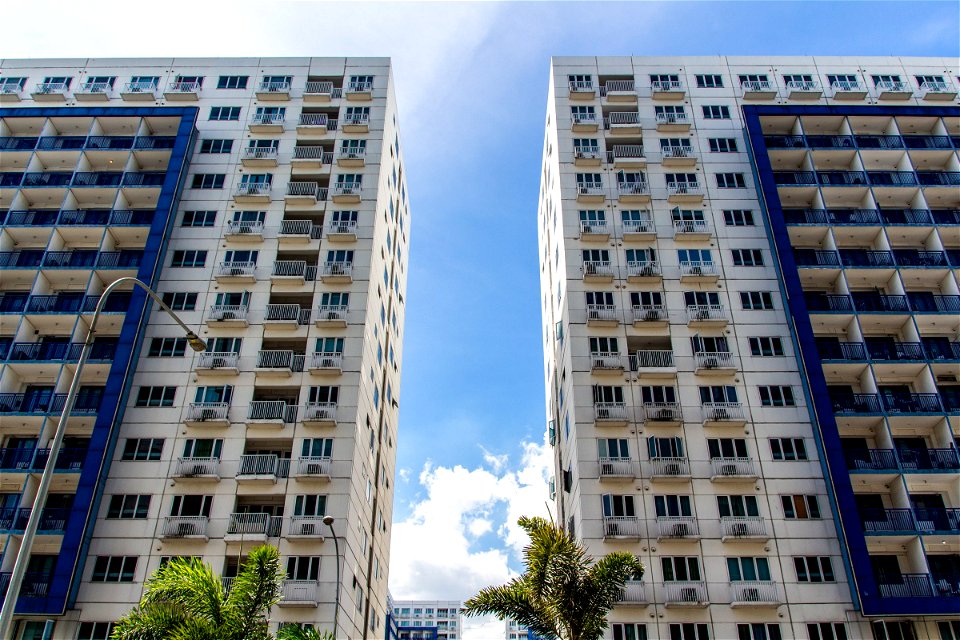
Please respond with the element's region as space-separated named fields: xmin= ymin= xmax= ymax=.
xmin=0 ymin=57 xmax=409 ymax=639
xmin=538 ymin=56 xmax=959 ymax=640
xmin=389 ymin=599 xmax=462 ymax=640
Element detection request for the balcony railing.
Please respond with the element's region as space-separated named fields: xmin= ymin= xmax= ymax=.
xmin=123 ymin=80 xmax=158 ymax=93
xmin=617 ymin=181 xmax=649 ymax=196
xmin=316 ymin=304 xmax=348 ymax=322
xmin=786 ymin=80 xmax=821 ymax=93
xmin=298 ymin=113 xmax=329 ymax=127
xmin=695 ymin=351 xmax=734 ymax=370
xmin=326 ymin=219 xmax=357 ymax=235
xmin=587 ymin=304 xmax=617 ymax=323
xmin=302 ymin=402 xmax=337 ymax=422
xmin=258 ymin=80 xmax=291 ymax=93
xmin=650 ymin=457 xmax=689 ymax=477
xmin=580 ymin=219 xmax=608 ymax=235
xmin=626 ymin=260 xmax=660 ymax=278
xmin=34 ymin=82 xmax=70 ymax=96
xmin=918 ymin=171 xmax=960 ymax=186
xmin=310 ymin=352 xmax=343 ymax=370
xmin=296 ymin=456 xmax=332 ymax=477
xmin=881 ymin=393 xmax=942 ymax=414
xmin=606 ymin=112 xmax=641 ymax=127
xmin=256 ymin=350 xmax=305 ymax=372
xmin=663 ymin=581 xmax=707 ymax=605
xmin=598 ymin=456 xmax=636 ymax=478
xmin=632 ymin=304 xmax=666 ymax=323
xmin=866 ymin=341 xmax=924 ymax=361
xmin=741 ymin=80 xmax=775 ymax=95
xmin=590 ymin=351 xmax=624 ymax=371
xmin=652 ymin=80 xmax=684 ymax=92
xmin=304 ymin=81 xmax=336 ymax=96
xmin=610 ymin=145 xmax=644 ymax=161
xmin=655 ymin=112 xmax=688 ymax=125
xmin=216 ymin=261 xmax=256 ymax=278
xmin=282 ymin=579 xmax=319 ymax=603
xmin=208 ymin=305 xmax=248 ymax=322
xmin=227 ymin=513 xmax=282 ymax=537
xmin=603 ymin=516 xmax=642 ymax=538
xmin=576 ymin=184 xmax=604 ymax=197
xmin=667 ymin=181 xmax=701 ymax=196
xmin=247 ymin=401 xmax=298 ymax=423
xmin=234 ymin=183 xmax=271 ymax=197
xmin=617 ymin=580 xmax=646 ymax=604
xmin=569 ymin=80 xmax=595 ymax=92
xmin=251 ymin=112 xmax=285 ymax=126
xmin=174 ymin=457 xmax=220 ymax=478
xmin=582 ymin=261 xmax=613 ymax=278
xmin=594 ymin=402 xmax=628 ymax=421
xmin=631 ymin=350 xmax=674 ymax=369
xmin=78 ymin=81 xmax=111 ymax=95
xmin=185 ymin=402 xmax=229 ymax=423
xmin=679 ymin=261 xmax=717 ymax=277
xmin=721 ymin=516 xmax=766 ymax=538
xmin=289 ymin=515 xmax=327 ymax=536
xmin=162 ymin=516 xmax=209 ymax=538
xmin=878 ymin=574 xmax=936 ymax=598
xmin=731 ymin=581 xmax=778 ymax=604
xmin=861 ymin=508 xmax=917 ymax=533
xmin=657 ymin=516 xmax=698 ymax=538
xmin=711 ymin=457 xmax=756 ymax=478
xmin=226 ymin=220 xmax=265 ymax=236
xmin=571 ymin=113 xmax=598 ymax=125
xmin=819 ymin=342 xmax=868 ymax=361
xmin=875 ymin=80 xmax=911 ymax=95
xmin=702 ymin=402 xmax=746 ymax=422
xmin=241 ymin=147 xmax=279 ymax=161
xmin=662 ymin=145 xmax=693 ymax=159
xmin=321 ymin=262 xmax=353 ymax=279
xmin=272 ymin=260 xmax=316 ymax=280
xmin=238 ymin=454 xmax=290 ymax=477
xmin=832 ymin=393 xmax=883 ymax=415
xmin=831 ymin=80 xmax=866 ymax=94
xmin=168 ymin=81 xmax=201 ymax=94
xmin=643 ymin=401 xmax=682 ymax=423
xmin=852 ymin=294 xmax=909 ymax=313
xmin=264 ymin=303 xmax=311 ymax=324
xmin=342 ymin=113 xmax=370 ymax=127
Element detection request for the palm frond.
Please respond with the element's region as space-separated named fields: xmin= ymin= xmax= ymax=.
xmin=225 ymin=544 xmax=285 ymax=636
xmin=111 ymin=602 xmax=188 ymax=640
xmin=140 ymin=556 xmax=226 ymax=628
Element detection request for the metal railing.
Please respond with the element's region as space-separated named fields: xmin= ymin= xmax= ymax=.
xmin=289 ymin=515 xmax=327 ymax=536
xmin=617 ymin=580 xmax=646 ymax=604
xmin=656 ymin=516 xmax=698 ymax=538
xmin=662 ymin=145 xmax=693 ymax=159
xmin=632 ymin=350 xmax=674 ymax=369
xmin=282 ymin=579 xmax=319 ymax=603
xmin=679 ymin=261 xmax=717 ymax=277
xmin=667 ymin=181 xmax=702 ymax=195
xmin=650 ymin=457 xmax=689 ymax=477
xmin=123 ymin=80 xmax=159 ymax=93
xmin=302 ymin=402 xmax=337 ymax=422
xmin=663 ymin=581 xmax=707 ymax=605
xmin=702 ymin=402 xmax=746 ymax=422
xmin=571 ymin=113 xmax=599 ymax=124
xmin=590 ymin=352 xmax=624 ymax=370
xmin=226 ymin=513 xmax=283 ymax=537
xmin=632 ymin=304 xmax=666 ymax=322
xmin=162 ymin=516 xmax=208 ymax=538
xmin=310 ymin=352 xmax=343 ymax=370
xmin=216 ymin=261 xmax=256 ymax=278
xmin=34 ymin=82 xmax=70 ymax=95
xmin=258 ymin=81 xmax=291 ymax=93
xmin=579 ymin=219 xmax=608 ymax=234
xmin=343 ymin=113 xmax=370 ymax=126
xmin=607 ymin=112 xmax=641 ymax=126
xmin=238 ymin=454 xmax=289 ymax=477
xmin=185 ymin=402 xmax=229 ymax=422
xmin=786 ymin=80 xmax=821 ymax=93
xmin=587 ymin=304 xmax=618 ymax=322
xmin=326 ymin=220 xmax=358 ymax=235
xmin=741 ymin=80 xmax=774 ymax=94
xmin=651 ymin=80 xmax=684 ymax=92
xmin=251 ymin=112 xmax=284 ymax=126
xmin=731 ymin=581 xmax=778 ymax=603
xmin=656 ymin=111 xmax=688 ymax=125
xmin=298 ymin=113 xmax=329 ymax=127
xmin=919 ymin=80 xmax=953 ymax=94
xmin=234 ymin=183 xmax=271 ymax=197
xmin=225 ymin=220 xmax=265 ymax=235
xmin=79 ymin=82 xmax=111 ymax=94
xmin=271 ymin=260 xmax=311 ymax=278
xmin=598 ymin=457 xmax=635 ymax=478
xmin=167 ymin=81 xmax=201 ymax=93
xmin=337 ymin=147 xmax=367 ymax=160
xmin=347 ymin=81 xmax=373 ymax=93
xmin=602 ymin=80 xmax=635 ymax=95
xmin=174 ymin=457 xmax=220 ymax=477
xmin=321 ymin=262 xmax=353 ymax=278
xmin=674 ymin=219 xmax=710 ymax=234
xmin=695 ymin=351 xmax=734 ymax=369
xmin=264 ymin=303 xmax=310 ymax=323
xmin=594 ymin=402 xmax=628 ymax=421
xmin=617 ymin=181 xmax=649 ymax=196
xmin=316 ymin=304 xmax=348 ymax=322
xmin=582 ymin=260 xmax=613 ymax=277
xmin=332 ymin=183 xmax=361 ymax=197
xmin=279 ymin=219 xmax=314 ymax=236
xmin=861 ymin=508 xmax=917 ymax=533
xmin=721 ymin=516 xmax=766 ymax=538
xmin=241 ymin=147 xmax=278 ymax=161
xmin=603 ymin=516 xmax=642 ymax=537
xmin=686 ymin=304 xmax=726 ymax=322
xmin=831 ymin=80 xmax=865 ymax=93
xmin=286 ymin=181 xmax=322 ymax=199
xmin=878 ymin=574 xmax=935 ymax=598
xmin=304 ymin=81 xmax=335 ymax=95
xmin=296 ymin=456 xmax=332 ymax=477
xmin=569 ymin=80 xmax=595 ymax=92
xmin=576 ymin=183 xmax=604 ymax=197
xmin=256 ymin=350 xmax=304 ymax=371
xmin=208 ymin=305 xmax=248 ymax=322
xmin=643 ymin=401 xmax=681 ymax=422
xmin=247 ymin=401 xmax=298 ymax=423
xmin=875 ymin=80 xmax=911 ymax=94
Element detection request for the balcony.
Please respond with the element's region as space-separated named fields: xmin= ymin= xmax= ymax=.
xmin=868 ymin=171 xmax=919 ymax=187
xmin=832 ymin=393 xmax=883 ymax=416
xmin=830 ymin=80 xmax=868 ymax=99
xmin=666 ymin=181 xmax=703 ymax=203
xmin=694 ymin=351 xmax=735 ymax=375
xmin=246 ymin=401 xmax=298 ymax=426
xmin=919 ymin=81 xmax=957 ymax=101
xmin=581 ymin=260 xmax=613 ymax=282
xmin=587 ymin=303 xmax=618 ymax=327
xmin=601 ymin=80 xmax=635 ymax=101
xmin=161 ymin=516 xmax=209 ymax=540
xmin=172 ymin=457 xmax=220 ymax=480
xmin=568 ymin=80 xmax=596 ymax=99
xmin=32 ymin=82 xmax=71 ymax=101
xmin=631 ymin=304 xmax=667 ymax=326
xmin=346 ymin=79 xmax=373 ymax=100
xmin=892 ymin=249 xmax=949 ymax=267
xmin=341 ymin=113 xmax=370 ymax=133
xmin=320 ymin=262 xmax=353 ymax=283
xmin=195 ymin=352 xmax=240 ymax=376
xmin=866 ymin=341 xmax=924 ymax=361
xmin=285 ymin=181 xmax=324 ymax=205
xmin=918 ymin=171 xmax=960 ymax=187
xmin=297 ymin=113 xmax=332 ymax=135
xmin=237 ymin=454 xmax=290 ymax=481
xmin=308 ymin=352 xmax=343 ymax=375
xmin=656 ymin=516 xmax=699 ymax=540
xmin=241 ymin=146 xmax=279 ymax=168
xmin=926 ymin=341 xmax=960 ymax=362
xmin=574 ymin=146 xmax=602 ymax=167
xmin=207 ymin=305 xmax=249 ymax=328
xmin=663 ymin=581 xmax=708 ymax=607
xmin=819 ymin=342 xmax=868 ymax=361
xmin=631 ymin=349 xmax=674 ymax=372
xmin=225 ymin=513 xmax=282 ymax=541
xmin=278 ymin=219 xmax=320 ymax=244
xmin=651 ymin=79 xmax=685 ymax=99
xmin=642 ymin=402 xmax=682 ymax=426
xmin=702 ymin=402 xmax=747 ymax=427
xmin=590 ymin=351 xmax=625 ymax=375
xmin=75 ymin=81 xmax=112 ymax=101
xmin=914 ymin=507 xmax=960 ymax=533
xmin=325 ymin=219 xmax=357 ymax=241
xmin=225 ymin=219 xmax=265 ymax=241
xmin=861 ymin=508 xmax=920 ymax=534
xmin=655 ymin=111 xmax=689 ymax=131
xmin=679 ymin=261 xmax=718 ymax=283
xmin=617 ymin=580 xmax=647 ymax=605
xmin=672 ymin=219 xmax=711 ymax=240
xmin=721 ymin=516 xmax=768 ymax=541
xmin=289 ymin=516 xmax=327 ymax=538
xmin=120 ymin=80 xmax=160 ymax=100
xmin=336 ymin=146 xmax=366 ymax=167
xmin=730 ymin=581 xmax=779 ymax=607
xmin=875 ymin=80 xmax=913 ymax=100
xmin=878 ymin=574 xmax=936 ymax=598
xmin=626 ymin=260 xmax=660 ymax=283
xmin=184 ymin=402 xmax=230 ymax=428
xmin=852 ymin=294 xmax=909 ymax=313
xmin=233 ymin=183 xmax=272 ymax=203
xmin=271 ymin=260 xmax=316 ymax=285
xmin=315 ymin=304 xmax=348 ymax=328
xmin=616 ymin=181 xmax=650 ymax=203
xmin=303 ymin=81 xmax=338 ymax=102
xmin=291 ymin=146 xmax=333 ymax=172
xmin=710 ymin=457 xmax=757 ymax=481
xmin=295 ymin=456 xmax=332 ymax=480
xmin=785 ymin=80 xmax=823 ymax=99
xmin=264 ymin=304 xmax=311 ymax=327
xmin=932 ymin=209 xmax=960 ymax=225
xmin=609 ymin=144 xmax=645 ymax=168
xmin=649 ymin=457 xmax=690 ymax=480
xmin=302 ymin=402 xmax=337 ymax=427
xmin=579 ymin=218 xmax=610 ymax=240
xmin=594 ymin=402 xmax=628 ymax=426
xmin=598 ymin=456 xmax=638 ymax=480
xmin=331 ymin=184 xmax=361 ymax=203
xmin=741 ymin=80 xmax=777 ymax=100
xmin=606 ymin=112 xmax=641 ymax=134
xmin=215 ymin=261 xmax=256 ymax=283
xmin=805 ymin=294 xmax=854 ymax=313
xmin=0 ymin=571 xmax=53 ymax=600
xmin=256 ymin=80 xmax=291 ymax=100
xmin=881 ymin=393 xmax=943 ymax=414
xmin=279 ymin=580 xmax=320 ymax=607
xmin=571 ymin=113 xmax=599 ymax=132
xmin=0 ymin=507 xmax=68 ymax=534
xmin=0 ymin=84 xmax=24 ymax=102
xmin=603 ymin=516 xmax=642 ymax=539
xmin=164 ymin=80 xmax=201 ymax=100
xmin=256 ymin=350 xmax=304 ymax=376
xmin=661 ymin=145 xmax=696 ymax=167
xmin=576 ymin=183 xmax=604 ymax=203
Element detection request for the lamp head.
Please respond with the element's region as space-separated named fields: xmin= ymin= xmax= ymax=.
xmin=322 ymin=515 xmax=335 ymax=526
xmin=185 ymin=332 xmax=207 ymax=352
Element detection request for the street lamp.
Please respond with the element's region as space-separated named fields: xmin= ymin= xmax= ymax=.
xmin=322 ymin=515 xmax=342 ymax=639
xmin=0 ymin=277 xmax=206 ymax=639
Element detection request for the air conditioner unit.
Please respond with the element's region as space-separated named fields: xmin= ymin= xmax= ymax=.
xmin=689 ymin=266 xmax=703 ymax=276
xmin=679 ymin=587 xmax=699 ymax=603
xmin=742 ymin=587 xmax=761 ymax=602
xmin=673 ymin=523 xmax=690 ymax=537
xmin=702 ymin=357 xmax=718 ymax=369
xmin=731 ymin=522 xmax=749 ymax=537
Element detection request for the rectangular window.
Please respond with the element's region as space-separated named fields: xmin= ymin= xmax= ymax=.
xmin=181 ymin=210 xmax=216 ymax=227
xmin=696 ymin=74 xmax=723 ymax=88
xmin=749 ymin=337 xmax=784 ymax=356
xmin=732 ymin=249 xmax=764 ymax=266
xmin=216 ymin=75 xmax=249 ymax=89
xmin=148 ymin=337 xmax=187 ymax=357
xmin=77 ymin=623 xmax=115 ymax=640
xmin=191 ymin=174 xmax=225 ymax=189
xmin=782 ymin=495 xmax=821 ymax=519
xmin=702 ymin=105 xmax=731 ymax=119
xmin=208 ymin=106 xmax=241 ymax=121
xmin=794 ymin=556 xmax=835 ymax=582
xmin=199 ymin=139 xmax=233 ymax=154
xmin=0 ymin=77 xmax=27 ymax=90
xmin=668 ymin=623 xmax=710 ymax=640
xmin=759 ymin=385 xmax=796 ymax=407
xmin=871 ymin=621 xmax=916 ymax=640
xmin=807 ymin=623 xmax=848 ymax=640
xmin=106 ymin=494 xmax=151 ymax=519
xmin=613 ymin=623 xmax=648 ymax=640
xmin=135 ymin=386 xmax=176 ymax=408
xmin=91 ymin=556 xmax=137 ymax=582
xmin=770 ymin=437 xmax=807 ymax=460
xmin=121 ymin=438 xmax=164 ymax=461
xmin=171 ymin=250 xmax=207 ymax=268
xmin=737 ymin=623 xmax=782 ymax=640
xmin=716 ymin=172 xmax=747 ymax=188
xmin=160 ymin=292 xmax=197 ymax=311
xmin=723 ymin=209 xmax=755 ymax=226
xmin=937 ymin=621 xmax=960 ymax=640
xmin=709 ymin=138 xmax=738 ymax=152
xmin=741 ymin=291 xmax=774 ymax=310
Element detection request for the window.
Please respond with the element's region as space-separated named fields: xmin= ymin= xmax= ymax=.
xmin=871 ymin=621 xmax=916 ymax=640
xmin=662 ymin=556 xmax=701 ymax=581
xmin=759 ymin=385 xmax=796 ymax=407
xmin=570 ymin=105 xmax=596 ymax=122
xmin=938 ymin=621 xmax=960 ymax=640
xmin=0 ymin=77 xmax=27 ymax=91
xmin=702 ymin=105 xmax=731 ymax=119
xmin=731 ymin=249 xmax=764 ymax=266
xmin=716 ymin=172 xmax=747 ymax=188
xmin=739 ymin=74 xmax=769 ymax=85
xmin=724 ymin=209 xmax=755 ymax=226
xmin=91 ymin=556 xmax=137 ymax=582
xmin=77 ymin=622 xmax=115 ymax=640
xmin=199 ymin=139 xmax=233 ymax=154
xmin=650 ymin=73 xmax=680 ymax=85
xmin=782 ymin=494 xmax=821 ymax=519
xmin=709 ymin=137 xmax=738 ymax=152
xmin=668 ymin=623 xmax=710 ymax=640
xmin=871 ymin=74 xmax=902 ymax=86
xmin=601 ymin=493 xmax=635 ymax=518
xmin=749 ymin=337 xmax=784 ymax=357
xmin=728 ymin=557 xmax=770 ymax=582
xmin=135 ymin=386 xmax=176 ymax=408
xmin=700 ymin=385 xmax=738 ymax=404
xmin=741 ymin=291 xmax=774 ymax=310
xmin=696 ymin=74 xmax=723 ymax=88
xmin=795 ymin=556 xmax=835 ymax=582
xmin=827 ymin=74 xmax=859 ymax=88
xmin=707 ymin=437 xmax=748 ymax=459
xmin=42 ymin=75 xmax=72 ymax=88
xmin=784 ymin=73 xmax=815 ymax=84
xmin=915 ymin=74 xmax=946 ymax=88
xmin=191 ymin=174 xmax=224 ymax=189
xmin=217 ymin=75 xmax=249 ymax=89
xmin=613 ymin=623 xmax=648 ymax=640
xmin=678 ymin=248 xmax=712 ymax=265
xmin=770 ymin=437 xmax=807 ymax=460
xmin=737 ymin=623 xmax=781 ymax=640
xmin=208 ymin=106 xmax=241 ymax=121
xmin=171 ymin=249 xmax=207 ymax=267
xmin=106 ymin=494 xmax=150 ymax=519
xmin=83 ymin=76 xmax=116 ymax=90
xmin=160 ymin=292 xmax=197 ymax=311
xmin=654 ymin=105 xmax=686 ymax=121
xmin=655 ymin=494 xmax=693 ymax=517
xmin=807 ymin=622 xmax=848 ymax=640
xmin=148 ymin=337 xmax=187 ymax=357
xmin=173 ymin=74 xmax=202 ymax=87
xmin=181 ymin=210 xmax=216 ymax=227
xmin=121 ymin=438 xmax=164 ymax=461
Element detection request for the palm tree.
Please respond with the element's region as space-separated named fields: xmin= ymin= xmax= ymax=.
xmin=463 ymin=516 xmax=643 ymax=640
xmin=276 ymin=626 xmax=335 ymax=640
xmin=111 ymin=544 xmax=286 ymax=640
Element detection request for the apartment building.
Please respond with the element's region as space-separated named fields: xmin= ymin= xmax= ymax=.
xmin=538 ymin=56 xmax=959 ymax=640
xmin=505 ymin=618 xmax=549 ymax=640
xmin=0 ymin=57 xmax=410 ymax=640
xmin=386 ymin=597 xmax=462 ymax=640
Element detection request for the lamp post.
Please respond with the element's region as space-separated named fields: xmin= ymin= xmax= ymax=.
xmin=322 ymin=515 xmax=342 ymax=639
xmin=0 ymin=277 xmax=206 ymax=639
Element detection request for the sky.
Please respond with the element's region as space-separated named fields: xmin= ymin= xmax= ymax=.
xmin=4 ymin=1 xmax=958 ymax=637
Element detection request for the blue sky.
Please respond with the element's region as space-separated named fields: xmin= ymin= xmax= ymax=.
xmin=4 ymin=0 xmax=958 ymax=634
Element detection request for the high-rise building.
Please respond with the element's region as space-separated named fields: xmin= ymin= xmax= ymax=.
xmin=0 ymin=57 xmax=410 ymax=639
xmin=538 ymin=56 xmax=959 ymax=640
xmin=386 ymin=597 xmax=462 ymax=640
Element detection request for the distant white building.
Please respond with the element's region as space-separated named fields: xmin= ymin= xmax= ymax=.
xmin=387 ymin=597 xmax=462 ymax=640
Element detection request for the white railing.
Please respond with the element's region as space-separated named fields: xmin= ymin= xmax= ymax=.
xmin=287 ymin=181 xmax=321 ymax=198
xmin=310 ymin=352 xmax=343 ymax=370
xmin=304 ymin=81 xmax=335 ymax=95
xmin=298 ymin=113 xmax=329 ymax=126
xmin=216 ymin=261 xmax=256 ymax=278
xmin=264 ymin=303 xmax=303 ymax=322
xmin=579 ymin=219 xmax=608 ymax=234
xmin=282 ymin=580 xmax=318 ymax=603
xmin=317 ymin=304 xmax=348 ymax=321
xmin=632 ymin=304 xmax=666 ymax=322
xmin=875 ymin=80 xmax=910 ymax=94
xmin=731 ymin=581 xmax=778 ymax=604
xmin=611 ymin=144 xmax=644 ymax=159
xmin=598 ymin=456 xmax=635 ymax=478
xmin=332 ymin=183 xmax=361 ymax=197
xmin=608 ymin=112 xmax=640 ymax=125
xmin=247 ymin=400 xmax=298 ymax=423
xmin=302 ymin=402 xmax=337 ymax=422
xmin=234 ymin=183 xmax=271 ymax=197
xmin=582 ymin=261 xmax=613 ymax=277
xmin=721 ymin=516 xmax=767 ymax=538
xmin=280 ymin=219 xmax=314 ymax=236
xmin=603 ymin=80 xmax=635 ymax=94
xmin=168 ymin=81 xmax=201 ymax=93
xmin=651 ymin=80 xmax=684 ymax=92
xmin=662 ymin=145 xmax=693 ymax=159
xmin=326 ymin=220 xmax=357 ymax=235
xmin=667 ymin=181 xmax=701 ymax=196
xmin=650 ymin=457 xmax=689 ymax=477
xmin=920 ymin=80 xmax=952 ymax=94
xmin=786 ymin=80 xmax=821 ymax=92
xmin=831 ymin=80 xmax=865 ymax=93
xmin=590 ymin=352 xmax=624 ymax=370
xmin=604 ymin=516 xmax=642 ymax=537
xmin=242 ymin=147 xmax=278 ymax=161
xmin=679 ymin=261 xmax=717 ymax=277
xmin=575 ymin=146 xmax=601 ymax=160
xmin=186 ymin=402 xmax=229 ymax=422
xmin=577 ymin=184 xmax=604 ymax=197
xmin=348 ymin=80 xmax=373 ymax=93
xmin=34 ymin=82 xmax=70 ymax=95
xmin=123 ymin=80 xmax=158 ymax=93
xmin=664 ymin=581 xmax=708 ymax=605
xmin=686 ymin=304 xmax=726 ymax=322
xmin=741 ymin=80 xmax=774 ymax=93
xmin=272 ymin=260 xmax=309 ymax=278
xmin=208 ymin=305 xmax=248 ymax=322
xmin=227 ymin=512 xmax=280 ymax=536
xmin=292 ymin=146 xmax=327 ymax=160
xmin=162 ymin=516 xmax=209 ymax=538
xmin=621 ymin=218 xmax=653 ymax=234
xmin=197 ymin=352 xmax=239 ymax=369
xmin=251 ymin=112 xmax=284 ymax=125
xmin=289 ymin=515 xmax=326 ymax=536
xmin=0 ymin=85 xmax=23 ymax=96
xmin=626 ymin=260 xmax=660 ymax=278
xmin=237 ymin=454 xmax=283 ymax=477
xmin=337 ymin=147 xmax=367 ymax=160
xmin=618 ymin=580 xmax=646 ymax=604
xmin=594 ymin=402 xmax=628 ymax=421
xmin=226 ymin=220 xmax=265 ymax=235
xmin=572 ymin=113 xmax=598 ymax=124
xmin=258 ymin=80 xmax=291 ymax=93
xmin=79 ymin=82 xmax=111 ymax=94
xmin=674 ymin=219 xmax=710 ymax=234
xmin=296 ymin=456 xmax=332 ymax=477
xmin=632 ymin=349 xmax=674 ymax=368
xmin=586 ymin=304 xmax=617 ymax=322
xmin=321 ymin=262 xmax=353 ymax=278
xmin=174 ymin=457 xmax=220 ymax=477
xmin=702 ymin=402 xmax=746 ymax=422
xmin=643 ymin=401 xmax=681 ymax=422
xmin=617 ymin=181 xmax=649 ymax=196
xmin=695 ymin=351 xmax=734 ymax=369
xmin=657 ymin=516 xmax=699 ymax=538
xmin=711 ymin=457 xmax=756 ymax=478
xmin=569 ymin=80 xmax=594 ymax=92
xmin=256 ymin=350 xmax=298 ymax=370
xmin=656 ymin=111 xmax=688 ymax=125
xmin=343 ymin=113 xmax=370 ymax=126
